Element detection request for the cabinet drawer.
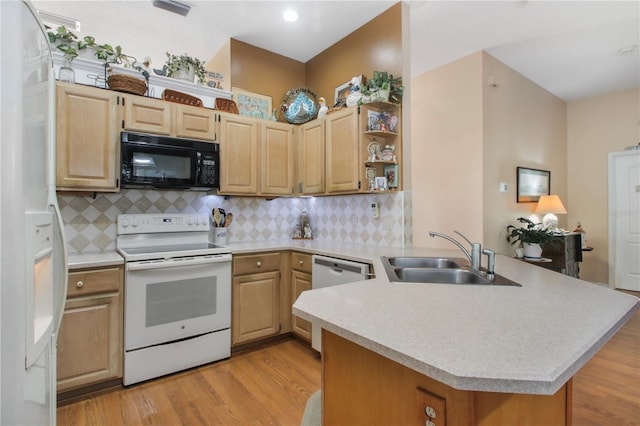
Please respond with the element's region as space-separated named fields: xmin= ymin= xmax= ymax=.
xmin=67 ymin=267 xmax=122 ymax=297
xmin=233 ymin=253 xmax=281 ymax=275
xmin=291 ymin=252 xmax=312 ymax=273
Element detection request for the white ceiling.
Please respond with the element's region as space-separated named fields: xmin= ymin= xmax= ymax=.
xmin=33 ymin=0 xmax=639 ymax=102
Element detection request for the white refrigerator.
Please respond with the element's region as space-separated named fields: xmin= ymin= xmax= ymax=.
xmin=1 ymin=1 xmax=68 ymax=424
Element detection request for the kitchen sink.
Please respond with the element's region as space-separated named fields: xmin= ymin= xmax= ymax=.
xmin=384 ymin=257 xmax=464 ymax=269
xmin=380 ymin=256 xmax=521 ymax=286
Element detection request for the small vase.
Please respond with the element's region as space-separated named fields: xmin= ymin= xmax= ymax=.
xmin=523 ymin=243 xmax=543 ymax=259
xmin=58 ymin=60 xmax=75 ymax=83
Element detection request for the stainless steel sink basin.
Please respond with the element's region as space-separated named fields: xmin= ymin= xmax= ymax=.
xmin=393 ymin=268 xmax=491 ymax=284
xmin=380 ymin=256 xmax=521 ymax=286
xmin=385 ymin=257 xmax=463 ymax=269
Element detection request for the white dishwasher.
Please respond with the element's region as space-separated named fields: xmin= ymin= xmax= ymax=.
xmin=311 ymin=255 xmax=371 ymax=351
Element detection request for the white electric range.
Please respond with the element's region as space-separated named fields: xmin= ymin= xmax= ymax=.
xmin=116 ymin=213 xmax=231 ymax=386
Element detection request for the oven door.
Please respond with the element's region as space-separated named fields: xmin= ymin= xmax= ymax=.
xmin=124 ymin=254 xmax=231 ymax=351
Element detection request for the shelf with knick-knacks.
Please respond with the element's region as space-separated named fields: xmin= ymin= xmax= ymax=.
xmin=360 ymin=102 xmax=401 ymax=192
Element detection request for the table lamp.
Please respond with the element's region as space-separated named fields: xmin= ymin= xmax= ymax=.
xmin=535 ymin=194 xmax=567 ymax=231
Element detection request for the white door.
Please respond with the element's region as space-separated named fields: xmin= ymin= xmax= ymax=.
xmin=608 ymin=150 xmax=640 ymax=290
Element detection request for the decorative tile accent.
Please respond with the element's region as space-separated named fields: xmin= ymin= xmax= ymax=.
xmin=58 ymin=189 xmax=412 ymax=254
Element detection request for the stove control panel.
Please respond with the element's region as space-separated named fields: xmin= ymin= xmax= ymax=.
xmin=117 ymin=213 xmax=210 ymax=235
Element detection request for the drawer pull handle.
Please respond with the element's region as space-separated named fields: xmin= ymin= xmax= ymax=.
xmin=299 ymin=260 xmax=304 ymax=265
xmin=76 ymin=280 xmax=84 ymax=288
xmin=256 ymin=261 xmax=262 ymax=267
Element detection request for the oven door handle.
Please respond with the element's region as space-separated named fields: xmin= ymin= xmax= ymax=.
xmin=126 ymin=254 xmax=232 ymax=271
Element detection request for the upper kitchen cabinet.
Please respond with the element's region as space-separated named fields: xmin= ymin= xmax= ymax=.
xmin=296 ymin=119 xmax=325 ymax=195
xmin=122 ymin=95 xmax=216 ymax=141
xmin=56 ymin=82 xmax=120 ymax=192
xmin=260 ymin=120 xmax=294 ymax=195
xmin=325 ymin=107 xmax=361 ymax=193
xmin=218 ymin=112 xmax=259 ymax=194
xmin=218 ymin=112 xmax=294 ymax=196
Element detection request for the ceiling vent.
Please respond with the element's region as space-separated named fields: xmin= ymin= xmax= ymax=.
xmin=152 ymin=0 xmax=191 ymax=16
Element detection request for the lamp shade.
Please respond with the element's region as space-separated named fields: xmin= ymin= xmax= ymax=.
xmin=535 ymin=194 xmax=567 ymax=230
xmin=535 ymin=195 xmax=567 ymax=214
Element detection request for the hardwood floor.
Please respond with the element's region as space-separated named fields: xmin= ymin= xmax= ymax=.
xmin=57 ymin=338 xmax=321 ymax=425
xmin=58 ymin=302 xmax=639 ymax=425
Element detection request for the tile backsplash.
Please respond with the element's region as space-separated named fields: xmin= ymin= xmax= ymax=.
xmin=58 ymin=189 xmax=412 ymax=254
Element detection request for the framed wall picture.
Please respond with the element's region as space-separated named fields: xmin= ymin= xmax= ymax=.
xmin=232 ymin=87 xmax=272 ymax=119
xmin=517 ymin=167 xmax=550 ymax=202
xmin=384 ymin=164 xmax=398 ymax=188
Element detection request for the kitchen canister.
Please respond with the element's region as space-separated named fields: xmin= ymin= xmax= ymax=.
xmin=213 ymin=227 xmax=228 ymax=245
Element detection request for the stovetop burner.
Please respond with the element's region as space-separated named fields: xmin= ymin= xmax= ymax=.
xmin=116 ymin=213 xmax=231 ymax=262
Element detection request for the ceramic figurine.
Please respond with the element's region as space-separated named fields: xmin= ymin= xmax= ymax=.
xmin=317 ymin=97 xmax=328 ymax=119
xmin=346 ymin=76 xmax=363 ymax=107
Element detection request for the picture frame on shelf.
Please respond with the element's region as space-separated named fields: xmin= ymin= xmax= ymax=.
xmin=384 ymin=164 xmax=398 ymax=188
xmin=232 ymin=87 xmax=272 ymax=119
xmin=517 ymin=167 xmax=550 ymax=202
xmin=375 ymin=176 xmax=388 ymax=191
xmin=334 ymin=80 xmax=352 ymax=107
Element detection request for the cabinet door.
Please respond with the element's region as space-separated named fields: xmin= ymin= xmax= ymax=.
xmin=291 ymin=270 xmax=312 ymax=341
xmin=57 ymin=292 xmax=122 ymax=392
xmin=326 ymin=107 xmax=360 ymax=192
xmin=297 ymin=119 xmax=325 ymax=194
xmin=122 ymin=95 xmax=171 ymax=135
xmin=261 ymin=121 xmax=294 ymax=195
xmin=219 ymin=113 xmax=259 ymax=194
xmin=175 ymin=104 xmax=216 ymax=140
xmin=56 ymin=82 xmax=119 ymax=191
xmin=232 ymin=271 xmax=280 ymax=345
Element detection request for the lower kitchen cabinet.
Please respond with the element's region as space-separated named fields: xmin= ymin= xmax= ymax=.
xmin=57 ymin=266 xmax=123 ymax=393
xmin=232 ymin=252 xmax=281 ymax=346
xmin=291 ymin=252 xmax=312 ymax=342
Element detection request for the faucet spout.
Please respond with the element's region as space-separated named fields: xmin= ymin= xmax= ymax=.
xmin=428 ymin=231 xmax=472 ymax=264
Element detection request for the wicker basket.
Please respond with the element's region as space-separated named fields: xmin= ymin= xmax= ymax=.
xmin=107 ymin=74 xmax=147 ymax=96
xmin=162 ymin=89 xmax=203 ymax=107
xmin=215 ymin=98 xmax=239 ymax=114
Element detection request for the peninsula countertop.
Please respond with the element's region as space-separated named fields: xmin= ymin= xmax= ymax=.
xmin=291 ymin=245 xmax=639 ymax=395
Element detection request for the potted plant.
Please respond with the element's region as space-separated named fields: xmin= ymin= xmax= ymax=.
xmin=165 ymin=52 xmax=206 ymax=84
xmin=506 ymin=217 xmax=556 ymax=258
xmin=362 ymin=71 xmax=404 ymax=104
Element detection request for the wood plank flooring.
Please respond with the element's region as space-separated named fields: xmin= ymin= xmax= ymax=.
xmin=58 ymin=300 xmax=639 ymax=426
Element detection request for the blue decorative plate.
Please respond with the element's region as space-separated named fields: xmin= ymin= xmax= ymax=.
xmin=280 ymin=88 xmax=319 ymax=124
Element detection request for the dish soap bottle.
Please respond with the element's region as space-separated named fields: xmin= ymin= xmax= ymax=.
xmin=573 ymin=222 xmax=587 ymax=249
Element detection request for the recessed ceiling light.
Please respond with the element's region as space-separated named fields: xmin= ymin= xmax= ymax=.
xmin=618 ymin=45 xmax=637 ymax=56
xmin=283 ymin=9 xmax=298 ymax=22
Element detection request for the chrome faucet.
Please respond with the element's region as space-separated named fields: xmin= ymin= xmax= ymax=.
xmin=428 ymin=230 xmax=496 ymax=281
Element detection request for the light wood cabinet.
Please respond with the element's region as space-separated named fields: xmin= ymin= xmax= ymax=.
xmin=175 ymin=104 xmax=216 ymax=140
xmin=325 ymin=107 xmax=361 ymax=193
xmin=122 ymin=95 xmax=171 ymax=135
xmin=232 ymin=253 xmax=281 ymax=345
xmin=324 ymin=330 xmax=571 ymax=425
xmin=218 ymin=113 xmax=294 ymax=196
xmin=218 ymin=113 xmax=259 ymax=194
xmin=56 ymin=82 xmax=120 ymax=191
xmin=360 ymin=103 xmax=402 ymax=192
xmin=291 ymin=252 xmax=312 ymax=342
xmin=261 ymin=120 xmax=294 ymax=195
xmin=296 ymin=120 xmax=325 ymax=195
xmin=57 ymin=266 xmax=123 ymax=393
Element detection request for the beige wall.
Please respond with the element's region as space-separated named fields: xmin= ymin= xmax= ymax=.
xmin=410 ymin=51 xmax=568 ymax=254
xmin=205 ymin=40 xmax=231 ymax=91
xmin=567 ymin=87 xmax=640 ymax=284
xmin=305 ymin=3 xmax=402 ymax=107
xmin=410 ymin=52 xmax=484 ymax=248
xmin=482 ymin=53 xmax=567 ymax=255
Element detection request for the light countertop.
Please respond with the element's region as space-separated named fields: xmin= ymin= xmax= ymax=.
xmin=291 ymin=245 xmax=639 ymax=395
xmin=68 ymin=251 xmax=124 ymax=270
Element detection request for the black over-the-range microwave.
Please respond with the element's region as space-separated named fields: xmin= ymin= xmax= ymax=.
xmin=120 ymin=131 xmax=220 ymax=190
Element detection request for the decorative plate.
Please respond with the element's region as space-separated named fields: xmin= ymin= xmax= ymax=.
xmin=367 ymin=141 xmax=382 ymax=159
xmin=280 ymin=87 xmax=319 ymax=124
